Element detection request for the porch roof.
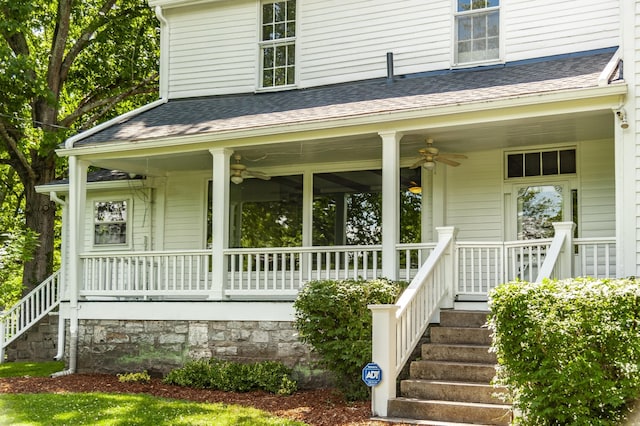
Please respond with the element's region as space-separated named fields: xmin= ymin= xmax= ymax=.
xmin=72 ymin=48 xmax=621 ymax=147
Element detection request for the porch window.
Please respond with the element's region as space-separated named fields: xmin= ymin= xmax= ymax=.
xmin=94 ymin=200 xmax=127 ymax=245
xmin=454 ymin=0 xmax=499 ymax=64
xmin=229 ymin=175 xmax=303 ymax=247
xmin=313 ymin=170 xmax=382 ymax=246
xmin=260 ymin=0 xmax=296 ymax=89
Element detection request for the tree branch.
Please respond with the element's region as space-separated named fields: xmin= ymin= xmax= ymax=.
xmin=0 ymin=122 xmax=35 ymax=181
xmin=59 ymin=72 xmax=159 ymax=129
xmin=47 ymin=0 xmax=73 ymax=98
xmin=59 ymin=0 xmax=117 ymax=86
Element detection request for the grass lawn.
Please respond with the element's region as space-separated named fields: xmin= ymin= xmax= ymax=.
xmin=0 ymin=392 xmax=306 ymax=426
xmin=0 ymin=362 xmax=307 ymax=426
xmin=0 ymin=361 xmax=65 ymax=378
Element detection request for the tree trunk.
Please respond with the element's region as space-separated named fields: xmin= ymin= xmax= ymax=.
xmin=21 ymin=156 xmax=57 ymax=294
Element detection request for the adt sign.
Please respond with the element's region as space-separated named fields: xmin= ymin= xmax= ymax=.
xmin=362 ymin=362 xmax=382 ymax=387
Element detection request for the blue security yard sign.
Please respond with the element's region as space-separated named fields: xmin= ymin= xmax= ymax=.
xmin=362 ymin=362 xmax=382 ymax=387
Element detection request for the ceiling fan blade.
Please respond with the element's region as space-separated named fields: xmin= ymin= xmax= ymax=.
xmin=439 ymin=153 xmax=468 ymax=159
xmin=410 ymin=158 xmax=426 ymax=169
xmin=435 ymin=157 xmax=461 ymax=167
xmin=247 ymin=169 xmax=271 ymax=180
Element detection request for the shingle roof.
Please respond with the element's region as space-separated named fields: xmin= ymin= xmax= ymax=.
xmin=74 ymin=48 xmax=620 ymax=147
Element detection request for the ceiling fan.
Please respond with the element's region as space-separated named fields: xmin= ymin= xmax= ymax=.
xmin=230 ymin=153 xmax=271 ymax=184
xmin=410 ymin=138 xmax=467 ymax=170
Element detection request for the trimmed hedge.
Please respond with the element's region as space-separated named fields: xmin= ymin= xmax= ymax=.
xmin=293 ymin=278 xmax=406 ymax=401
xmin=489 ymin=277 xmax=640 ymax=425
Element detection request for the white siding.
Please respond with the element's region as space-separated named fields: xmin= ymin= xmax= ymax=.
xmin=579 ymin=139 xmax=615 ymax=237
xmin=445 ymin=150 xmax=504 ymax=241
xmin=166 ymin=1 xmax=257 ymax=98
xmin=163 ymin=174 xmax=209 ymax=250
xmin=504 ymin=0 xmax=619 ymax=61
xmin=298 ymin=0 xmax=451 ymax=87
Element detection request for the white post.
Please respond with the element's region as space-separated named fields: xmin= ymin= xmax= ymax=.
xmin=68 ymin=156 xmax=88 ymax=308
xmin=380 ymin=131 xmax=401 ymax=280
xmin=209 ymin=148 xmax=232 ymax=300
xmin=552 ymin=222 xmax=575 ymax=279
xmin=436 ymin=226 xmax=457 ymax=308
xmin=0 ymin=319 xmax=5 ymax=363
xmin=369 ymin=304 xmax=398 ymax=417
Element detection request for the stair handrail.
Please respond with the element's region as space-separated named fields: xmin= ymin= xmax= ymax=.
xmin=0 ymin=271 xmax=61 ymax=363
xmin=369 ymin=226 xmax=457 ymax=417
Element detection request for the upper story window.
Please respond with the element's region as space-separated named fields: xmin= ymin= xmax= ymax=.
xmin=455 ymin=0 xmax=499 ymax=65
xmin=260 ymin=0 xmax=296 ymax=89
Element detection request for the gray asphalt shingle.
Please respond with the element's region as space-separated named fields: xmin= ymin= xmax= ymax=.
xmin=73 ymin=48 xmax=619 ymax=147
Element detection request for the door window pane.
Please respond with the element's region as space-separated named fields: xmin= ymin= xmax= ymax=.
xmin=517 ymin=185 xmax=563 ymax=240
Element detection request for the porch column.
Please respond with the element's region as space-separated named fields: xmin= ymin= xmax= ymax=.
xmin=67 ymin=156 xmax=88 ymax=309
xmin=209 ymin=148 xmax=232 ymax=300
xmin=618 ymin=2 xmax=639 ymax=277
xmin=380 ymin=131 xmax=402 ymax=280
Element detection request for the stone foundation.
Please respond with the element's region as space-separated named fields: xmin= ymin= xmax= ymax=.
xmin=4 ymin=313 xmax=59 ymax=362
xmin=66 ymin=319 xmax=325 ymax=387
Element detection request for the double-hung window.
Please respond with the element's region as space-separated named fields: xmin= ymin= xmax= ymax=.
xmin=94 ymin=200 xmax=128 ymax=246
xmin=455 ymin=0 xmax=499 ymax=64
xmin=260 ymin=0 xmax=296 ymax=89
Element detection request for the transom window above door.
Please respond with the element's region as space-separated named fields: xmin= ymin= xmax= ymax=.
xmin=506 ymin=149 xmax=576 ymax=179
xmin=454 ymin=0 xmax=500 ymax=64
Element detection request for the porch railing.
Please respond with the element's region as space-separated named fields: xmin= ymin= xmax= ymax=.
xmin=80 ymin=250 xmax=213 ymax=298
xmin=574 ymin=237 xmax=616 ymax=278
xmin=0 ymin=271 xmax=61 ymax=363
xmin=225 ymin=245 xmax=383 ymax=297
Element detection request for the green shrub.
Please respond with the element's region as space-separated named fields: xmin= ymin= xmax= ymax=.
xmin=163 ymin=359 xmax=297 ymax=395
xmin=489 ymin=277 xmax=640 ymax=425
xmin=293 ymin=278 xmax=406 ymax=401
xmin=117 ymin=370 xmax=151 ymax=383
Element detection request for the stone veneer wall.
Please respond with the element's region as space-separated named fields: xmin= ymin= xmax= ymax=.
xmin=4 ymin=313 xmax=59 ymax=362
xmin=71 ymin=319 xmax=323 ymax=386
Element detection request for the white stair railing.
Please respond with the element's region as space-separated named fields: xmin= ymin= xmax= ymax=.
xmin=369 ymin=227 xmax=456 ymax=417
xmin=0 ymin=271 xmax=61 ymax=363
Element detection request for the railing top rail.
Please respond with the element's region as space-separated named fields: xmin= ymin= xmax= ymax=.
xmin=80 ymin=249 xmax=211 ymax=258
xmin=574 ymin=237 xmax=616 ymax=244
xmin=224 ymin=245 xmax=383 ymax=254
xmin=395 ymin=242 xmax=437 ymax=249
xmin=503 ymin=238 xmax=553 ymax=248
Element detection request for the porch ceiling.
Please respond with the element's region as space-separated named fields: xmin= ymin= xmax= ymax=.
xmin=90 ymin=108 xmax=613 ymax=175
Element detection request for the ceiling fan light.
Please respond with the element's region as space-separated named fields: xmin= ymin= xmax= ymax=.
xmin=231 ymin=175 xmax=244 ymax=184
xmin=408 ymin=185 xmax=422 ymax=194
xmin=423 ymin=161 xmax=436 ymax=170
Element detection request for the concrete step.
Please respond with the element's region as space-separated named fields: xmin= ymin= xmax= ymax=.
xmin=410 ymin=360 xmax=497 ymax=382
xmin=401 ymin=379 xmax=508 ymax=404
xmin=422 ymin=343 xmax=496 ymax=364
xmin=387 ymin=398 xmax=512 ymax=425
xmin=440 ymin=310 xmax=490 ymax=328
xmin=430 ymin=326 xmax=493 ymax=346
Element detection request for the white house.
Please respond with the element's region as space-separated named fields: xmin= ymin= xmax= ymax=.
xmin=2 ymin=0 xmax=638 ymax=422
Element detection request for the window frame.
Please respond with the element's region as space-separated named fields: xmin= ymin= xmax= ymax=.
xmin=453 ymin=0 xmax=501 ymax=66
xmin=258 ymin=0 xmax=297 ymax=91
xmin=92 ymin=198 xmax=131 ymax=248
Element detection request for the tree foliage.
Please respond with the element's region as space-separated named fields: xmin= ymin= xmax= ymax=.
xmin=0 ymin=0 xmax=159 ymax=294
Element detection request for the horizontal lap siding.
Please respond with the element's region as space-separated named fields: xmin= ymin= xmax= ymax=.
xmin=164 ymin=175 xmax=208 ymax=250
xmin=579 ymin=139 xmax=615 ymax=237
xmin=504 ymin=0 xmax=619 ymax=61
xmin=166 ymin=2 xmax=257 ymax=98
xmin=299 ymin=0 xmax=451 ymax=86
xmin=445 ymin=151 xmax=503 ymax=240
